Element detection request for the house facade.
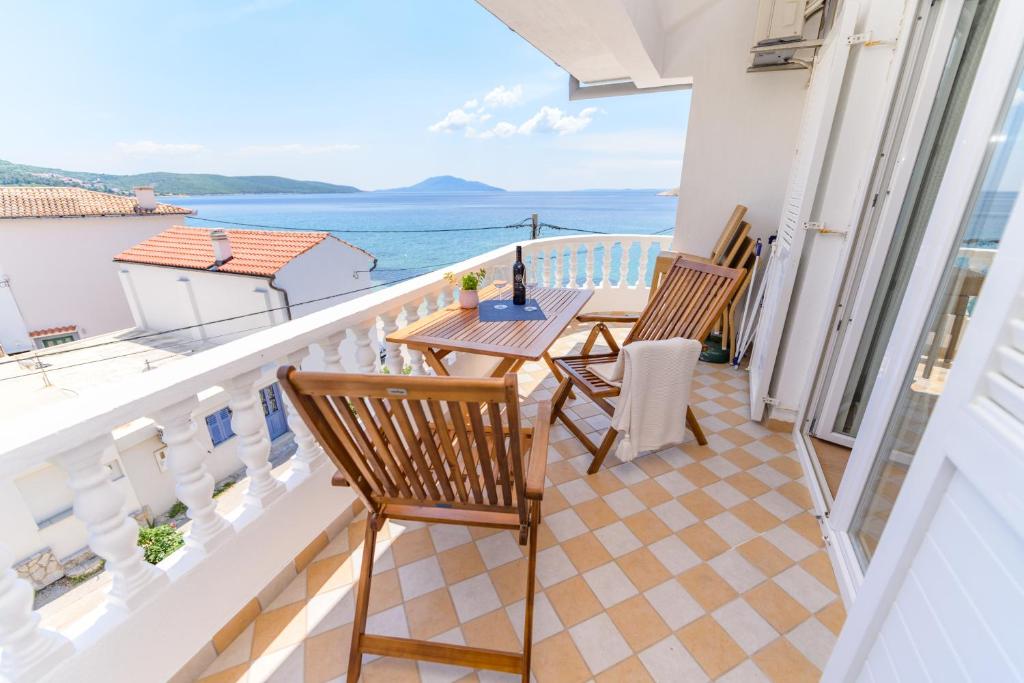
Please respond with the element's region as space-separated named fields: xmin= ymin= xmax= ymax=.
xmin=0 ymin=186 xmax=193 ymax=353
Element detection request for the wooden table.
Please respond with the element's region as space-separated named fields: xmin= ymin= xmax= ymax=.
xmin=387 ymin=285 xmax=593 ymax=379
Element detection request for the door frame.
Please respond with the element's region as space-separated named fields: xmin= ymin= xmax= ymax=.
xmin=822 ymin=0 xmax=1024 ymax=595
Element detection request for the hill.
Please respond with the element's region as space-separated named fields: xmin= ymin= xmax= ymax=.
xmin=0 ymin=159 xmax=362 ymax=195
xmin=386 ymin=175 xmax=505 ymax=192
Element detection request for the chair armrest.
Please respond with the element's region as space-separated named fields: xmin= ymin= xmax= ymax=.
xmin=526 ymin=401 xmax=551 ymax=500
xmin=331 ymin=471 xmax=350 ymax=487
xmin=576 ymin=312 xmax=640 ymax=324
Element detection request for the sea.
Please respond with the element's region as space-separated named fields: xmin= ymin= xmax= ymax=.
xmin=171 ymin=190 xmax=677 ymax=284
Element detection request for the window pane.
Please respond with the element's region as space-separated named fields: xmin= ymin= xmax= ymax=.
xmin=851 ymin=54 xmax=1024 ymax=567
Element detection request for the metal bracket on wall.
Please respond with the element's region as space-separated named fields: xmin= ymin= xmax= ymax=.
xmin=803 ymin=221 xmax=848 ymax=237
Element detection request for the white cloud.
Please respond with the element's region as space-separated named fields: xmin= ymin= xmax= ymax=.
xmin=483 ymin=84 xmax=524 ymax=108
xmin=116 ymin=140 xmax=205 ymax=155
xmin=463 ymin=98 xmax=480 ymax=109
xmin=239 ymin=143 xmax=359 ymax=154
xmin=428 ymin=107 xmax=485 ymax=133
xmin=518 ymin=106 xmax=598 ymax=135
xmin=491 ymin=122 xmax=518 ymax=138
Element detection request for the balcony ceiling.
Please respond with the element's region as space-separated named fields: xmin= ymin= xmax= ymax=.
xmin=478 ymin=0 xmax=716 ymax=89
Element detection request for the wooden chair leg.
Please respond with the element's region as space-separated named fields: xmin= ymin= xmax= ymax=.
xmin=348 ymin=514 xmax=381 ymax=681
xmin=542 ymin=352 xmax=574 ymax=400
xmin=686 ymin=407 xmax=707 ymax=446
xmin=586 ymin=427 xmax=619 ymax=475
xmin=550 ymin=377 xmax=573 ymax=425
xmin=521 ymin=502 xmax=541 ymax=682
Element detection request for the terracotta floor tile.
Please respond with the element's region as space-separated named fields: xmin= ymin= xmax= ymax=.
xmin=588 ymin=470 xmax=626 ymax=496
xmin=719 ymin=428 xmax=756 ymax=448
xmin=726 ymin=471 xmax=771 ymax=498
xmin=367 ymin=569 xmax=404 ymax=615
xmin=786 ymin=514 xmax=824 ymax=547
xmin=752 ymin=637 xmax=820 ymax=683
xmin=304 ymin=624 xmax=352 ymax=683
xmin=623 ymin=510 xmax=673 ymax=545
xmin=607 ymin=595 xmax=671 ymax=652
xmin=490 ymin=557 xmax=529 ymax=605
xmin=677 ymin=615 xmax=746 ymax=678
xmin=251 ymin=602 xmax=306 ymax=658
xmin=722 ymin=448 xmax=761 ymax=471
xmin=678 ymin=523 xmax=729 ymax=561
xmin=197 ymin=663 xmax=250 ymax=683
xmin=532 ymin=631 xmax=592 ymax=683
xmin=562 ymin=533 xmax=615 ymax=573
xmin=347 ymin=517 xmax=368 ymax=549
xmin=630 ymin=478 xmax=673 ymax=509
xmin=678 ymin=564 xmax=737 ymax=612
xmin=681 ymin=444 xmax=717 ymax=462
xmin=390 ymin=527 xmax=436 ymax=567
xmin=680 ymin=463 xmax=720 ymax=488
xmin=542 ymin=487 xmax=571 ymax=515
xmin=594 ymin=654 xmax=655 ymax=682
xmin=777 ymin=480 xmax=812 ymax=509
xmin=738 ymin=537 xmax=794 ymax=577
xmin=744 ymin=581 xmax=811 ymax=633
xmin=546 ymin=576 xmax=604 ymax=627
xmin=634 ymin=454 xmax=674 ymax=478
xmin=547 ymin=460 xmax=581 ymax=485
xmin=575 ymin=498 xmax=619 ymax=530
xmin=361 ymin=656 xmax=422 ymax=682
xmin=679 ymin=490 xmax=726 ymax=520
xmin=800 ymin=552 xmax=838 ymax=592
xmin=306 ymin=553 xmax=355 ymax=597
xmin=404 ymin=587 xmax=458 ymax=640
xmin=816 ymin=600 xmax=847 ymax=636
xmin=555 ymin=438 xmax=592 ymax=460
xmin=617 ymin=547 xmax=671 ymax=592
xmin=438 ymin=543 xmax=486 ymax=585
xmin=730 ymin=501 xmax=782 ymax=533
xmin=535 ymin=522 xmax=560 ymax=551
xmin=463 ymin=608 xmax=521 ymax=651
xmin=762 ymin=434 xmax=796 ymax=453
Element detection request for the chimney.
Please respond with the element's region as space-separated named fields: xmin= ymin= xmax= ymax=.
xmin=210 ymin=230 xmax=233 ymax=266
xmin=134 ymin=186 xmax=157 ymax=211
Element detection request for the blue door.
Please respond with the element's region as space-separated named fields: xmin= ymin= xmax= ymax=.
xmin=260 ymin=383 xmax=289 ymax=440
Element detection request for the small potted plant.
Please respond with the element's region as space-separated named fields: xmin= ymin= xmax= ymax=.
xmin=445 ymin=268 xmax=487 ymax=308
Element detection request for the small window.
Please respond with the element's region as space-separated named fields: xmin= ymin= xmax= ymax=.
xmin=37 ymin=334 xmax=76 ymax=348
xmin=205 ymin=407 xmax=235 ymax=446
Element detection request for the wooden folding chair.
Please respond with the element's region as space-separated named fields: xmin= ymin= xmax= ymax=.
xmin=278 ymin=368 xmax=550 ymax=682
xmin=550 ymin=256 xmax=744 ymax=474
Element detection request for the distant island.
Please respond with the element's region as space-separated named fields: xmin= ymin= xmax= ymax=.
xmin=385 ymin=175 xmax=505 ymax=193
xmin=0 ymin=159 xmax=361 ymax=195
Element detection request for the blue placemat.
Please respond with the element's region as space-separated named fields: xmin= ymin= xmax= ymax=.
xmin=478 ymin=299 xmax=547 ymax=321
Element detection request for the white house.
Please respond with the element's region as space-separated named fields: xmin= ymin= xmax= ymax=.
xmin=113 ymin=225 xmax=376 ymax=342
xmin=0 ymin=186 xmax=193 ymax=353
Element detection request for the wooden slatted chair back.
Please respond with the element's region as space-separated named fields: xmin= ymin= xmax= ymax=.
xmin=624 ymin=256 xmax=744 ymax=346
xmin=279 ymin=368 xmax=528 ymax=524
xmin=709 ymin=204 xmax=748 ymax=264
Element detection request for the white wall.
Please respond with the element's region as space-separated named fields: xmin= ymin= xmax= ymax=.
xmin=118 ymin=264 xmax=287 ymax=343
xmin=0 ymin=215 xmax=182 ymax=350
xmin=274 ymin=237 xmax=375 ymax=317
xmin=665 ymin=0 xmax=811 ymax=255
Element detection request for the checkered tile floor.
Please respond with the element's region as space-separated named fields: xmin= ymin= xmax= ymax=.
xmin=198 ymin=325 xmax=845 ymax=682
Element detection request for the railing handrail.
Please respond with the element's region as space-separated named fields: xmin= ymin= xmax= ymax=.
xmin=0 ymin=233 xmax=668 ymax=474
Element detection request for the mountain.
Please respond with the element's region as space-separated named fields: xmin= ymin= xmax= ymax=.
xmin=386 ymin=175 xmax=505 ymax=193
xmin=0 ymin=159 xmax=362 ymax=195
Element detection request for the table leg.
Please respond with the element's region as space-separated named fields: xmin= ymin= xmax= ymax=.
xmin=423 ymin=348 xmax=450 ymax=376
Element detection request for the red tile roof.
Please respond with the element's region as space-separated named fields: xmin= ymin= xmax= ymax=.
xmin=29 ymin=325 xmax=78 ymax=338
xmin=114 ymin=226 xmax=370 ymax=277
xmin=1 ymin=187 xmax=193 ymax=218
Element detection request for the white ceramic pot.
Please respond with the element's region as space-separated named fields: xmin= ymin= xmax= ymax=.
xmin=459 ymin=289 xmax=479 ymax=309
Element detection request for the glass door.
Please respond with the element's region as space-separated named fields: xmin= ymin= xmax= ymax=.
xmin=850 ymin=57 xmax=1024 ymax=566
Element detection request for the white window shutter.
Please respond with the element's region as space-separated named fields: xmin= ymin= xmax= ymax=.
xmin=748 ymin=2 xmax=858 ymax=420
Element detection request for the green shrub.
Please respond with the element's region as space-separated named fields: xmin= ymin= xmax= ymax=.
xmin=166 ymin=500 xmax=187 ymax=518
xmin=138 ymin=524 xmax=184 ymax=564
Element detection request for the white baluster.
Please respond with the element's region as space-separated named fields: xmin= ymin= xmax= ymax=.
xmin=585 ymin=243 xmax=596 ymax=288
xmin=0 ymin=543 xmax=72 ymax=682
xmin=317 ymin=332 xmax=346 ymax=372
xmin=402 ymin=300 xmax=427 ymax=375
xmin=379 ymin=309 xmax=405 ymax=375
xmin=618 ymin=240 xmax=632 ymax=290
xmin=281 ymin=349 xmax=327 ymax=475
xmin=154 ymin=397 xmax=234 ymax=552
xmin=637 ymin=239 xmax=651 ymax=289
xmin=569 ymin=245 xmax=579 ymax=288
xmin=350 ymin=322 xmax=377 ymax=374
xmin=542 ymin=248 xmax=553 ymax=287
xmin=425 ymin=288 xmax=440 ymax=316
xmin=52 ymin=435 xmax=167 ymax=611
xmin=601 ymin=240 xmax=614 ymax=288
xmin=225 ymin=370 xmax=286 ymax=509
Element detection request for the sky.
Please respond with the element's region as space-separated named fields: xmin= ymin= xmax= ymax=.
xmin=0 ymin=0 xmax=691 ymax=191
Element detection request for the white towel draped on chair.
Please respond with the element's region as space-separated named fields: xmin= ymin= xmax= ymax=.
xmin=591 ymin=338 xmax=702 ymax=461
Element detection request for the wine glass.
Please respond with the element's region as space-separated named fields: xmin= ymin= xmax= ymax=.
xmin=491 ymin=265 xmax=510 ymax=310
xmin=522 ymin=268 xmax=538 ymax=312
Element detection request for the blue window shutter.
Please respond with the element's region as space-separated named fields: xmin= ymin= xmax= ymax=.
xmin=205 ymin=408 xmax=235 ymax=446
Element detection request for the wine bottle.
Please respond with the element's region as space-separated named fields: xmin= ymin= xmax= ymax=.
xmin=512 ymin=246 xmax=527 ymax=305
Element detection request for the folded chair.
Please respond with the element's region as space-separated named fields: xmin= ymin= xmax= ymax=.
xmin=551 ymin=256 xmax=744 ymax=474
xmin=278 ymin=368 xmax=550 ymax=682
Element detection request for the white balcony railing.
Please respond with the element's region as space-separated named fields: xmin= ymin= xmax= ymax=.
xmin=0 ymin=233 xmax=669 ymax=683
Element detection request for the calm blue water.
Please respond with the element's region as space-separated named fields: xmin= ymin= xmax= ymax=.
xmin=172 ymin=190 xmax=677 ymax=283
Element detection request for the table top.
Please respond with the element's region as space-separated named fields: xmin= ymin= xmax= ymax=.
xmin=387 ymin=285 xmax=593 ymax=360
